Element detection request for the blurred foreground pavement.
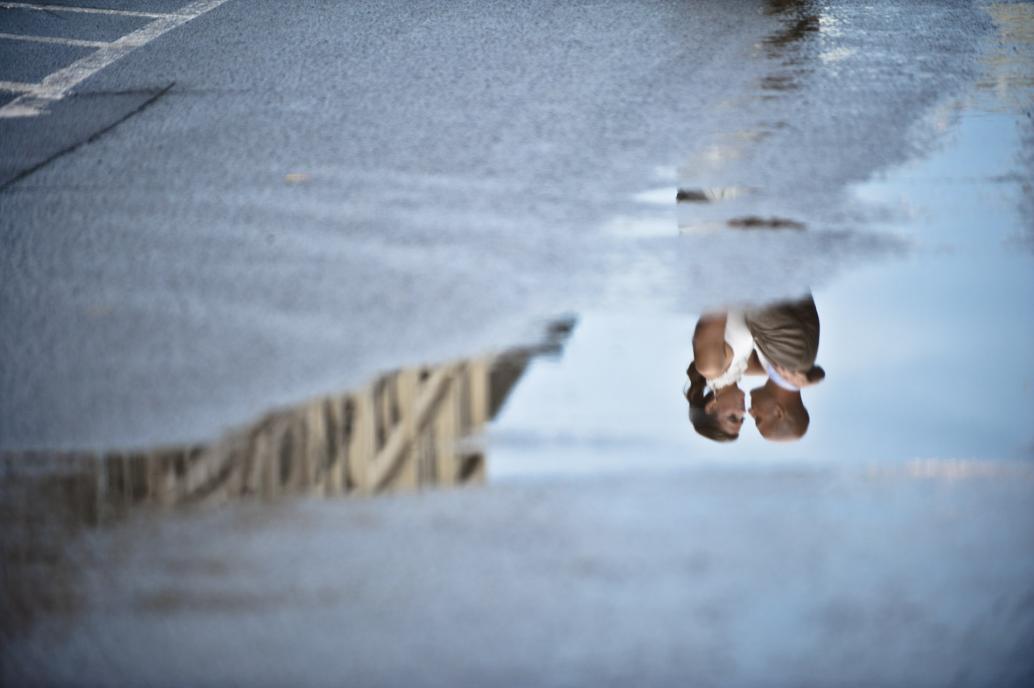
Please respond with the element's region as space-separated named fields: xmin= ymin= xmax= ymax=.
xmin=4 ymin=466 xmax=1033 ymax=687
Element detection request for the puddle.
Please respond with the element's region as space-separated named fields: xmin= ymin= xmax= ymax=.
xmin=4 ymin=78 xmax=1029 ymax=509
xmin=0 ymin=322 xmax=572 ymax=524
xmin=761 ymin=6 xmax=820 ymax=55
xmin=0 ymin=322 xmax=571 ymax=641
xmin=2 ymin=0 xmax=1030 ymax=517
xmin=755 ymin=0 xmax=822 ymax=98
xmin=491 ymin=23 xmax=1034 ymax=476
xmin=726 ymin=215 xmax=805 ymax=229
xmin=489 ymin=246 xmax=1034 ymax=477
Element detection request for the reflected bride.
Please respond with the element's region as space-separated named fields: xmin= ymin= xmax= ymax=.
xmin=685 ymin=362 xmax=745 ymax=442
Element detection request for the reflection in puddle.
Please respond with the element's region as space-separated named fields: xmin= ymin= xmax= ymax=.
xmin=687 ymin=294 xmax=823 ymax=443
xmin=759 ymin=74 xmax=799 ymax=93
xmin=762 ymin=12 xmax=819 ymax=55
xmin=726 ymin=215 xmax=805 ymax=230
xmin=756 ymin=0 xmax=821 ymax=97
xmin=664 ymin=0 xmax=826 ymax=237
xmin=0 ymin=322 xmax=571 ymax=645
xmin=0 ymin=322 xmax=572 ymax=524
xmin=673 ymin=186 xmax=752 ymax=204
xmin=626 ymin=184 xmax=806 ymax=236
xmin=492 ymin=21 xmax=1034 ymax=476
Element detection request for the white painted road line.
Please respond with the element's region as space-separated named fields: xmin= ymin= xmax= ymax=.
xmin=0 ymin=80 xmax=39 ymax=94
xmin=0 ymin=2 xmax=175 ymax=19
xmin=0 ymin=0 xmax=234 ymax=118
xmin=0 ymin=32 xmax=109 ymax=49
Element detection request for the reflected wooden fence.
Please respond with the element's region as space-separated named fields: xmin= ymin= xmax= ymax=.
xmin=0 ymin=324 xmax=573 ymax=641
xmin=0 ymin=329 xmax=571 ymax=527
xmin=136 ymin=355 xmax=515 ymax=508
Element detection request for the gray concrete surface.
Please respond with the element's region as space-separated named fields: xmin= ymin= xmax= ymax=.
xmin=4 ymin=466 xmax=1034 ymax=687
xmin=0 ymin=0 xmax=991 ymax=450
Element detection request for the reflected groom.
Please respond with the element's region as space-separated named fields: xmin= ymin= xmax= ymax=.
xmin=745 ymin=294 xmax=825 ymax=441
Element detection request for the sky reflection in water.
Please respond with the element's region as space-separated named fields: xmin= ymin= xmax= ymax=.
xmin=489 ymin=102 xmax=1034 ymax=478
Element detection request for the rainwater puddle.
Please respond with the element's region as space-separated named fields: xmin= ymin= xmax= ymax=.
xmin=3 ymin=8 xmax=1033 ymax=520
xmin=3 ymin=85 xmax=1029 ymax=530
xmin=0 ymin=324 xmax=572 ymax=529
xmin=491 ymin=93 xmax=1034 ymax=478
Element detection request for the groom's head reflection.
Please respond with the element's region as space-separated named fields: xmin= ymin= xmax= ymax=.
xmin=748 ymin=380 xmax=810 ymax=440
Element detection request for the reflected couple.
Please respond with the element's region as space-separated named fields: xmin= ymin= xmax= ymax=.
xmin=686 ymin=294 xmax=825 ymax=442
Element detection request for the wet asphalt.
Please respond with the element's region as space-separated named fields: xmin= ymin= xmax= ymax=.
xmin=0 ymin=0 xmax=995 ymax=449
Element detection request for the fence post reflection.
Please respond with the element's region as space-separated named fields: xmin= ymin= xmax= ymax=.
xmin=41 ymin=350 xmax=530 ymax=519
